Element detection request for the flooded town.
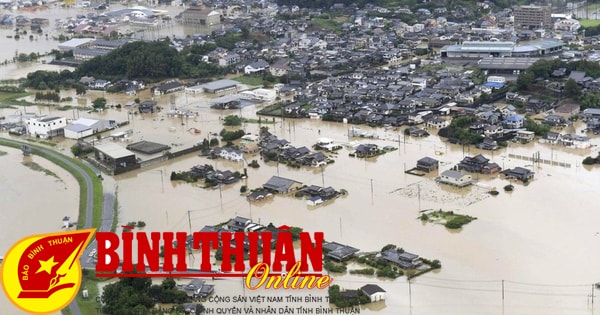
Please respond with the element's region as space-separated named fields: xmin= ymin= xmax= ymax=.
xmin=2 ymin=0 xmax=600 ymax=314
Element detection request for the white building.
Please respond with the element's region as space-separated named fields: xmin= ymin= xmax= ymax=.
xmin=218 ymin=147 xmax=244 ymax=161
xmin=26 ymin=116 xmax=67 ymax=138
xmin=240 ymin=88 xmax=276 ymax=102
xmin=57 ymin=38 xmax=95 ymax=51
xmin=437 ymin=170 xmax=472 ymax=187
xmin=487 ymin=76 xmax=506 ymax=84
xmin=64 ymin=118 xmax=114 ymax=139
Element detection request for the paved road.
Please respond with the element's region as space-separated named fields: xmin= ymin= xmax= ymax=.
xmin=0 ymin=138 xmax=114 ymax=315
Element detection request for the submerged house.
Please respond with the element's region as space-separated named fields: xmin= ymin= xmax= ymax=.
xmin=323 ymin=242 xmax=360 ymax=261
xmin=354 ymin=144 xmax=379 ymax=157
xmin=437 ymin=170 xmax=472 ymax=187
xmin=380 ymin=250 xmax=422 ymax=269
xmin=457 ymin=154 xmax=490 ymax=173
xmin=416 ymin=156 xmax=439 ymax=172
xmin=500 ymin=167 xmax=534 ymax=182
xmin=179 ymin=279 xmax=214 ymax=298
xmin=360 ymin=284 xmax=386 ymax=302
xmin=262 ymin=176 xmax=303 ymax=194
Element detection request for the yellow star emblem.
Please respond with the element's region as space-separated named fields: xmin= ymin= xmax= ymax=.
xmin=36 ymin=256 xmax=59 ymax=275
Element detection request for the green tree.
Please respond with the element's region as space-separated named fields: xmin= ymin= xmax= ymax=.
xmin=101 ymin=277 xmax=154 ymax=314
xmin=524 ymin=117 xmax=551 ymax=136
xmin=564 ymin=78 xmax=581 ymax=98
xmin=516 ymin=71 xmax=535 ymax=90
xmin=223 ymin=115 xmax=242 ymax=126
xmin=17 ymin=53 xmax=29 ymax=62
xmin=92 ymin=97 xmax=107 ymax=109
xmin=241 ymin=24 xmax=250 ymax=39
xmin=581 ymin=91 xmax=600 ymax=109
xmin=74 ymin=84 xmax=86 ymax=95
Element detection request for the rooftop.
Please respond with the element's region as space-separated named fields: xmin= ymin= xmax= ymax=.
xmin=200 ymin=79 xmax=240 ymax=91
xmin=478 ymin=57 xmax=539 ymax=70
xmin=94 ymin=142 xmax=135 ymax=159
xmin=126 ymin=141 xmax=170 ymax=155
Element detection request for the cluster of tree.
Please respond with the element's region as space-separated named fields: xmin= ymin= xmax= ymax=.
xmin=77 ymin=40 xmax=182 ymax=80
xmin=349 ymin=268 xmax=375 ymax=275
xmin=223 ymin=115 xmax=243 ymax=126
xmin=324 ymin=259 xmax=347 ymax=273
xmin=25 ymin=40 xmax=229 ymax=90
xmin=580 ymin=91 xmax=600 ymax=110
xmin=220 ymin=129 xmax=246 ymax=141
xmin=354 ymin=254 xmax=402 ymax=279
xmin=438 ymin=116 xmax=483 ymax=145
xmin=515 ymin=59 xmax=600 ymax=91
xmin=92 ymin=97 xmax=107 ymax=109
xmin=523 ymin=117 xmax=551 ymax=136
xmin=583 ymin=24 xmax=600 ymax=37
xmin=102 ymin=277 xmax=203 ymax=315
xmin=50 ymin=49 xmax=73 ymax=61
xmin=23 ymin=69 xmax=76 ymax=90
xmin=170 ymin=170 xmax=202 ymax=183
xmin=214 ymin=33 xmax=241 ymax=50
xmin=563 ymin=78 xmax=582 ymax=98
xmin=16 ymin=53 xmax=39 ymax=63
xmin=248 ymin=160 xmax=260 ymax=168
xmin=328 ymin=285 xmax=370 ymax=308
xmin=70 ymin=143 xmax=94 ymax=156
xmin=196 ymin=138 xmax=219 ymax=151
xmin=583 ymin=152 xmax=600 ymax=165
xmin=0 ymin=86 xmax=25 ymax=93
xmin=34 ymin=91 xmax=60 ymax=102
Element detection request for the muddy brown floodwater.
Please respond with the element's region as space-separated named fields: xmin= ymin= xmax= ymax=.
xmin=2 ymin=62 xmax=600 ymax=315
xmin=0 ymin=147 xmax=78 ymax=315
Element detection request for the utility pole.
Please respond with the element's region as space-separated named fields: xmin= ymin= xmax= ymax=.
xmin=417 ymin=183 xmax=421 ymax=211
xmin=159 ymin=169 xmax=164 ymax=193
xmin=408 ymin=279 xmax=412 ymax=307
xmin=187 ymin=210 xmax=192 ymax=234
xmin=321 ymin=165 xmax=325 ymax=187
xmin=219 ymin=184 xmax=223 ymax=211
xmin=502 ymin=280 xmax=505 ymax=301
xmin=370 ymin=179 xmax=374 ymax=204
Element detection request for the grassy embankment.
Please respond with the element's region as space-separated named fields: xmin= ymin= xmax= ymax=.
xmin=580 ymin=19 xmax=600 ymax=28
xmin=0 ymin=90 xmax=33 ymax=108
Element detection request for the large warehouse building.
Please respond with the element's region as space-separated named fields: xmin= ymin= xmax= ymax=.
xmin=441 ymin=39 xmax=564 ymax=58
xmin=477 ymin=57 xmax=539 ymax=74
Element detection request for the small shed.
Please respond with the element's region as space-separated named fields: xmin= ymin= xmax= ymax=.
xmin=94 ymin=143 xmax=137 ymax=170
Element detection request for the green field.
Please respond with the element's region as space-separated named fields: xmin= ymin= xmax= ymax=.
xmin=309 ymin=16 xmax=348 ymax=33
xmin=233 ymin=75 xmax=264 ymax=86
xmin=580 ymin=19 xmax=600 ymax=28
xmin=0 ymin=91 xmax=31 ymax=103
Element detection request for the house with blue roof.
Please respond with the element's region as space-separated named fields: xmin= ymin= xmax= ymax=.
xmin=503 ymin=114 xmax=524 ymax=129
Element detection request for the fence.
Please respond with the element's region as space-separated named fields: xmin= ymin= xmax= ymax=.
xmin=137 ymin=145 xmax=204 ymax=170
xmin=508 ymin=153 xmax=572 ymax=168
